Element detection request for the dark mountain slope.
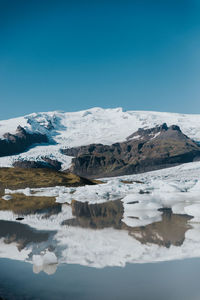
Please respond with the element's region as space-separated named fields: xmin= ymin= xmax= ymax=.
xmin=0 ymin=126 xmax=49 ymax=157
xmin=62 ymin=123 xmax=200 ymax=178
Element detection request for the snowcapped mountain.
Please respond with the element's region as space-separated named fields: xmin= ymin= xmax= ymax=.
xmin=0 ymin=107 xmax=200 ymax=171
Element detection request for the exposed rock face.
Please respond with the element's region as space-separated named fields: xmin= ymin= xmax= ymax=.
xmin=62 ymin=123 xmax=200 ymax=178
xmin=41 ymin=157 xmax=62 ymax=170
xmin=13 ymin=157 xmax=62 ymax=171
xmin=13 ymin=160 xmax=48 ymax=169
xmin=0 ymin=126 xmax=49 ymax=157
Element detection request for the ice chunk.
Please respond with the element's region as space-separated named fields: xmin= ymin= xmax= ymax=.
xmin=2 ymin=195 xmax=12 ymax=201
xmin=32 ymin=251 xmax=58 ymax=275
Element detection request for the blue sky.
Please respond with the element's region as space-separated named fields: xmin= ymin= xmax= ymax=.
xmin=0 ymin=0 xmax=200 ymax=119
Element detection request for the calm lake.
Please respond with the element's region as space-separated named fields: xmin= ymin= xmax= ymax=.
xmin=0 ymin=199 xmax=200 ymax=300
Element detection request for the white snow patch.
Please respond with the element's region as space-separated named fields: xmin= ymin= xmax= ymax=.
xmin=150 ymin=131 xmax=161 ymax=139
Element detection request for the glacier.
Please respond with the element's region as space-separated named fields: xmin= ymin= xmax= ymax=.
xmin=0 ymin=107 xmax=200 ymax=169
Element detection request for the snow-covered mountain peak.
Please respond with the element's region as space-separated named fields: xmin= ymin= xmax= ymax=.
xmin=0 ymin=107 xmax=200 ymax=170
xmin=1 ymin=107 xmax=200 ymax=144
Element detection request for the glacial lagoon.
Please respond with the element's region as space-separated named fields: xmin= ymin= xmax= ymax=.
xmin=1 ymin=198 xmax=200 ymax=300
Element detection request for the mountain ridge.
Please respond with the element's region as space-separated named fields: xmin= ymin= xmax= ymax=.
xmin=0 ymin=108 xmax=200 ymax=175
xmin=63 ymin=123 xmax=200 ymax=178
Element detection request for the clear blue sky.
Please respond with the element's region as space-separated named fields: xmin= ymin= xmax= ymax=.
xmin=0 ymin=0 xmax=200 ymax=119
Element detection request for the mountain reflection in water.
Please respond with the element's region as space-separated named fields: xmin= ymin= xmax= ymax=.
xmin=64 ymin=200 xmax=192 ymax=248
xmin=0 ymin=198 xmax=199 ymax=274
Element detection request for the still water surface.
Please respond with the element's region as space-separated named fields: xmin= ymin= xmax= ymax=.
xmin=0 ymin=199 xmax=200 ymax=299
xmin=0 ymin=257 xmax=200 ymax=300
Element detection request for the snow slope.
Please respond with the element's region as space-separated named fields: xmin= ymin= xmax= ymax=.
xmin=0 ymin=107 xmax=200 ymax=169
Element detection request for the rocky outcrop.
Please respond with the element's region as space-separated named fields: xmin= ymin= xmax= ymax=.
xmin=41 ymin=157 xmax=62 ymax=170
xmin=13 ymin=157 xmax=62 ymax=171
xmin=13 ymin=160 xmax=48 ymax=169
xmin=0 ymin=126 xmax=49 ymax=157
xmin=62 ymin=123 xmax=200 ymax=178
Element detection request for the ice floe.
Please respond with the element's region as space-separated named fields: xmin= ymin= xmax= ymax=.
xmin=33 ymin=251 xmax=58 ymax=275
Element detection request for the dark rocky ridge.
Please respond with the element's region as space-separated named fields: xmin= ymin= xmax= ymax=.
xmin=62 ymin=123 xmax=200 ymax=178
xmin=0 ymin=125 xmax=49 ymax=157
xmin=13 ymin=157 xmax=62 ymax=171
